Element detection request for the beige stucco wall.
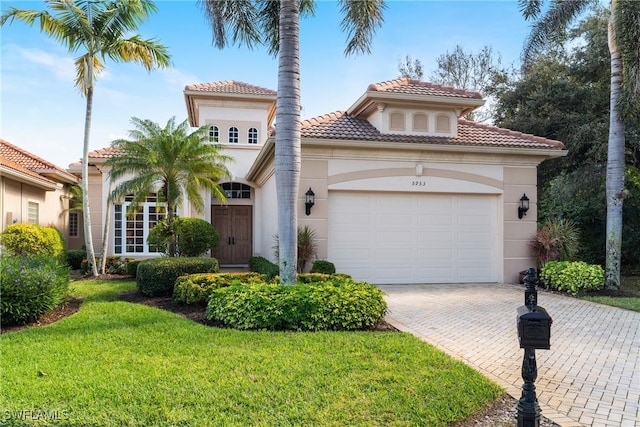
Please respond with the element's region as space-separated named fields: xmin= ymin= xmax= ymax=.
xmin=0 ymin=175 xmax=69 ymax=239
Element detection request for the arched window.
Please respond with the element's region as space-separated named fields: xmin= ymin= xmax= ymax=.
xmin=222 ymin=182 xmax=251 ymax=199
xmin=228 ymin=126 xmax=239 ymax=143
xmin=248 ymin=128 xmax=258 ymax=144
xmin=412 ymin=113 xmax=428 ymax=132
xmin=389 ymin=112 xmax=405 ymax=131
xmin=436 ymin=115 xmax=451 ymax=133
xmin=208 ymin=125 xmax=219 ymax=142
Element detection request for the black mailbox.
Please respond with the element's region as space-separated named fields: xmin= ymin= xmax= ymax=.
xmin=517 ymin=305 xmax=552 ymax=349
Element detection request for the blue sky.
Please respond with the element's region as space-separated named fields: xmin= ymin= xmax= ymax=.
xmin=1 ymin=1 xmax=531 ymax=168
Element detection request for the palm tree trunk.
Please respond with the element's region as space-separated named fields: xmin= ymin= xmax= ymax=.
xmin=275 ymin=0 xmax=301 ymax=285
xmin=605 ymin=11 xmax=624 ymax=290
xmin=100 ymin=181 xmax=112 ymax=274
xmin=82 ymin=59 xmax=98 ymax=277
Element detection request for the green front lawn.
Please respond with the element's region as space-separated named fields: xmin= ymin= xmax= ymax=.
xmin=581 ymin=275 xmax=640 ymax=312
xmin=1 ymin=280 xmax=502 ymax=426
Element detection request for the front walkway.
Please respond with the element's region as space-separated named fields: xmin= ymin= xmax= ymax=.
xmin=378 ymin=284 xmax=639 ymax=427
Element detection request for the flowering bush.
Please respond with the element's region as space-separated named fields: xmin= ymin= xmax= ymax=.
xmin=0 ymin=256 xmax=70 ymax=325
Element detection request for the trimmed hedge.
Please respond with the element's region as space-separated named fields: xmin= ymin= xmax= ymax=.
xmin=136 ymin=257 xmax=219 ymax=297
xmin=206 ymin=280 xmax=387 ymax=331
xmin=127 ymin=260 xmax=141 ymax=277
xmin=310 ymin=260 xmax=336 ymax=275
xmin=147 ymin=217 xmax=220 ymax=257
xmin=248 ymin=256 xmax=279 ymax=280
xmin=173 ymin=272 xmax=266 ymax=305
xmin=540 ymin=261 xmax=605 ymax=295
xmin=0 ymin=223 xmax=66 ymax=262
xmin=0 ymin=256 xmax=70 ymax=326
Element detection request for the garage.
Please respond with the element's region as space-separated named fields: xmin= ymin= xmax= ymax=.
xmin=328 ymin=191 xmax=500 ymax=284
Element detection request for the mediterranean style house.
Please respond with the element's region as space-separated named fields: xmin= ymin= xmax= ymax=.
xmin=0 ymin=139 xmax=78 ymax=244
xmin=75 ymin=78 xmax=566 ymax=284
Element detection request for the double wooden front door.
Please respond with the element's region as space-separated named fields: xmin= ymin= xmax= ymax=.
xmin=211 ymin=206 xmax=252 ymax=265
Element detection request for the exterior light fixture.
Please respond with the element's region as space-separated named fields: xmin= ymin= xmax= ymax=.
xmin=415 ymin=164 xmax=423 ymax=176
xmin=518 ymin=193 xmax=530 ymax=219
xmin=305 ymin=188 xmax=315 ymax=216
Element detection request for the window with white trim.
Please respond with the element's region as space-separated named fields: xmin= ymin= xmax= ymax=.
xmin=228 ymin=126 xmax=239 ymax=144
xmin=28 ymin=201 xmax=39 ymax=224
xmin=113 ymin=194 xmax=167 ymax=255
xmin=248 ymin=127 xmax=258 ymax=144
xmin=69 ymin=212 xmax=79 ymax=237
xmin=222 ymin=182 xmax=251 ymax=199
xmin=208 ymin=125 xmax=219 ymax=142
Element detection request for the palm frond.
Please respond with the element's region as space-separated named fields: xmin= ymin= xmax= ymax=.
xmin=521 ymin=0 xmax=593 ymax=67
xmin=518 ymin=0 xmax=544 ymax=21
xmin=339 ymin=0 xmax=386 ymax=56
xmin=199 ymin=0 xmax=262 ymax=49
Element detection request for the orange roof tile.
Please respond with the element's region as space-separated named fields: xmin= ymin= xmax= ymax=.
xmin=368 ymin=78 xmax=482 ymax=99
xmin=184 ymin=80 xmax=276 ymax=97
xmin=299 ymin=112 xmax=564 ymax=150
xmin=87 ymin=146 xmax=123 ymax=159
xmin=0 ymin=139 xmax=75 ymax=183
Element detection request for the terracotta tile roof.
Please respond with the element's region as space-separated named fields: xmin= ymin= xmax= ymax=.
xmin=184 ymin=80 xmax=276 ymax=97
xmin=368 ymin=78 xmax=482 ymax=99
xmin=0 ymin=139 xmax=74 ymax=183
xmin=87 ymin=146 xmax=123 ymax=159
xmin=299 ymin=112 xmax=564 ymax=149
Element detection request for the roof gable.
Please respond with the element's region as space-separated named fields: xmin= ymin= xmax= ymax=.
xmin=184 ymin=80 xmax=277 ymax=97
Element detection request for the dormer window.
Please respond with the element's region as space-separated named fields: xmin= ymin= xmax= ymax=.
xmin=389 ymin=112 xmax=405 ymax=131
xmin=208 ymin=125 xmax=219 ymax=142
xmin=248 ymin=128 xmax=258 ymax=144
xmin=412 ymin=113 xmax=428 ymax=132
xmin=228 ymin=126 xmax=239 ymax=143
xmin=436 ymin=115 xmax=451 ymax=133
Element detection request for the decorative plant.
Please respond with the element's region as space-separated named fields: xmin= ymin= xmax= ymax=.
xmin=273 ymin=226 xmax=318 ymax=273
xmin=529 ymin=218 xmax=580 ymax=269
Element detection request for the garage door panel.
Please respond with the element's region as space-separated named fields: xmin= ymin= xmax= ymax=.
xmin=329 ymin=192 xmax=498 ymax=284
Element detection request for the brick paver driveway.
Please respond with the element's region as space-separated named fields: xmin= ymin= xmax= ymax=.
xmin=379 ymin=284 xmax=639 ymax=427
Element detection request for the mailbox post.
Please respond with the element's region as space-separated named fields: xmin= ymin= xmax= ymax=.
xmin=516 ymin=267 xmax=552 ymax=427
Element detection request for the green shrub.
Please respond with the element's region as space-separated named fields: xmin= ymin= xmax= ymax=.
xmin=0 ymin=223 xmax=66 ymax=262
xmin=540 ymin=261 xmax=605 ymax=295
xmin=0 ymin=256 xmax=70 ymax=326
xmin=127 ymin=260 xmax=141 ymax=277
xmin=174 ymin=272 xmax=265 ymax=305
xmin=148 ymin=218 xmax=220 ymax=257
xmin=206 ymin=280 xmax=387 ymax=331
xmin=310 ymin=260 xmax=336 ymax=275
xmin=67 ymin=249 xmax=87 ymax=270
xmin=248 ymin=256 xmax=279 ymax=280
xmin=136 ymin=257 xmax=220 ymax=297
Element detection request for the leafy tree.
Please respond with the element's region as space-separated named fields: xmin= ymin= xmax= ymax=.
xmin=397 ymin=54 xmax=424 ymax=80
xmin=518 ymin=0 xmax=640 ymax=289
xmin=199 ymin=0 xmax=386 ymax=284
xmin=1 ymin=0 xmax=171 ymax=276
xmin=105 ymin=117 xmax=233 ymax=257
xmin=430 ymin=45 xmax=508 ymax=122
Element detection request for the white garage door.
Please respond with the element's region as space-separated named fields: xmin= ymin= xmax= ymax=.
xmin=328 ymin=192 xmax=499 ymax=284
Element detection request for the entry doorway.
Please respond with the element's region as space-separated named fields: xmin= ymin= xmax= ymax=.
xmin=211 ymin=205 xmax=252 ymax=265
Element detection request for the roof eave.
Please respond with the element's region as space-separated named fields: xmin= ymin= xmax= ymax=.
xmin=0 ymin=166 xmax=59 ymax=190
xmin=347 ymin=91 xmax=486 ymax=117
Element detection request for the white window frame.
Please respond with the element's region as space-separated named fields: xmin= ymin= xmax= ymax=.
xmin=228 ymin=126 xmax=239 ymax=144
xmin=27 ymin=201 xmax=39 ymax=224
xmin=248 ymin=127 xmax=258 ymax=144
xmin=208 ymin=125 xmax=219 ymax=142
xmin=69 ymin=211 xmax=79 ymax=237
xmin=113 ymin=196 xmax=167 ymax=255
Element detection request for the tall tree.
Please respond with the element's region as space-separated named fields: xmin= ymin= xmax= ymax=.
xmin=1 ymin=0 xmax=170 ymax=276
xmin=430 ymin=45 xmax=508 ymax=122
xmin=519 ymin=0 xmax=640 ymax=289
xmin=105 ymin=117 xmax=233 ymax=257
xmin=397 ymin=54 xmax=424 ymax=80
xmin=200 ymin=0 xmax=386 ymax=284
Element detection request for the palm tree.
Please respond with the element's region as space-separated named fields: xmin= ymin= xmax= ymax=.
xmin=199 ymin=0 xmax=386 ymax=284
xmin=1 ymin=0 xmax=171 ymax=276
xmin=519 ymin=0 xmax=640 ymax=289
xmin=105 ymin=117 xmax=233 ymax=257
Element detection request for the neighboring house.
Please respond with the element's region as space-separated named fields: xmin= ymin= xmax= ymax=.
xmin=0 ymin=139 xmax=79 ymax=247
xmin=80 ymin=79 xmax=566 ymax=284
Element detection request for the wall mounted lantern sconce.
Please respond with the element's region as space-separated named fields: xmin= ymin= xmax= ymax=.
xmin=518 ymin=193 xmax=530 ymax=219
xmin=305 ymin=188 xmax=315 ymax=216
xmin=415 ymin=164 xmax=423 ymax=177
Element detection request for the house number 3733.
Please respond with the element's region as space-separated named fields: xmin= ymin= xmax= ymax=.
xmin=411 ymin=181 xmax=426 ymax=187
